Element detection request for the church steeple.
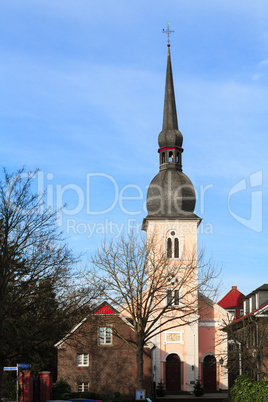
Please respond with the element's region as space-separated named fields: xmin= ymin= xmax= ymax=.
xmin=162 ymin=47 xmax=178 ymax=131
xmin=144 ymin=45 xmax=197 ymax=220
xmin=158 ymin=47 xmax=183 ymax=172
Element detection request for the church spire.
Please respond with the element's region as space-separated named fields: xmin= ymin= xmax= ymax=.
xmin=144 ymin=38 xmax=197 ymax=220
xmin=158 ymin=47 xmax=183 ymax=172
xmin=162 ymin=47 xmax=178 ymax=131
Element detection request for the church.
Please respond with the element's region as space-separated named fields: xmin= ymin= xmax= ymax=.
xmin=56 ymin=42 xmax=230 ymax=396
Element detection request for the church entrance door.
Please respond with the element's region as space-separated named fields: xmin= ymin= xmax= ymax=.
xmin=203 ymin=355 xmax=217 ymax=391
xmin=166 ymin=353 xmax=181 ymax=392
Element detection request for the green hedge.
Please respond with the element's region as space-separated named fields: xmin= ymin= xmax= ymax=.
xmin=231 ymin=375 xmax=268 ymax=402
xmin=52 ymin=379 xmax=71 ymax=399
xmin=51 ymin=380 xmax=134 ymax=402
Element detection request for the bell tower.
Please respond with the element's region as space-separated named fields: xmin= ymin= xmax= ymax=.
xmin=142 ymin=38 xmax=201 ymax=392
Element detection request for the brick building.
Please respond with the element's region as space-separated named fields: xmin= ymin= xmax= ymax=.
xmin=224 ymin=284 xmax=268 ymax=386
xmin=55 ymin=302 xmax=152 ymax=396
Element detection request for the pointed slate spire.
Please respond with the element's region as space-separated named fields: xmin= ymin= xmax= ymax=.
xmin=162 ymin=47 xmax=178 ymax=131
xmin=158 ymin=47 xmax=183 ymax=170
xmin=144 ymin=38 xmax=197 ymax=221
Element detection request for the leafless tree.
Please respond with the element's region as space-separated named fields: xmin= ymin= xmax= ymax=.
xmin=83 ymin=231 xmax=221 ymax=389
xmin=223 ymin=314 xmax=268 ymax=385
xmin=0 ymin=167 xmax=95 ymax=397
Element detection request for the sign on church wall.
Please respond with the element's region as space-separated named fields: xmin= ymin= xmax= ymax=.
xmin=164 ymin=330 xmax=184 ymax=344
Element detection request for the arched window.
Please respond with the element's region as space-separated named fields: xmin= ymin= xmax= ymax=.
xmin=167 ymin=289 xmax=172 ymax=305
xmin=167 ymin=236 xmax=179 ymax=259
xmin=162 ymin=152 xmax=165 ymax=164
xmin=174 ymin=290 xmax=180 ymax=305
xmin=166 ymin=289 xmax=180 ymax=306
xmin=169 ymin=151 xmax=173 ymax=162
xmin=166 ymin=276 xmax=180 ymax=306
xmin=174 ymin=238 xmax=179 ymax=258
xmin=176 ymin=152 xmax=179 ymax=163
xmin=167 ymin=238 xmax=172 ymax=258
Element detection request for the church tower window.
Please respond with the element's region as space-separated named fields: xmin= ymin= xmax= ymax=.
xmin=174 ymin=290 xmax=180 ymax=305
xmin=167 ymin=289 xmax=172 ymax=305
xmin=167 ymin=238 xmax=172 ymax=258
xmin=166 ymin=232 xmax=180 ymax=259
xmin=166 ymin=289 xmax=180 ymax=306
xmin=174 ymin=238 xmax=179 ymax=258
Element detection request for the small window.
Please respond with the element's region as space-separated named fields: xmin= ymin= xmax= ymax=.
xmin=77 ymin=383 xmax=89 ymax=392
xmin=169 ymin=151 xmax=173 ymax=162
xmin=162 ymin=152 xmax=165 ymax=163
xmin=174 ymin=290 xmax=180 ymax=305
xmin=77 ymin=353 xmax=89 ymax=366
xmin=167 ymin=238 xmax=172 ymax=258
xmin=174 ymin=238 xmax=179 ymax=258
xmin=176 ymin=152 xmax=179 ymax=163
xmin=167 ymin=289 xmax=172 ymax=305
xmin=167 ymin=237 xmax=179 ymax=259
xmin=99 ymin=327 xmax=112 ymax=344
xmin=167 ymin=289 xmax=180 ymax=306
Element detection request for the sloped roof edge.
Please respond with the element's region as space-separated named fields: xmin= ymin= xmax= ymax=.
xmin=199 ymin=292 xmax=231 ymax=318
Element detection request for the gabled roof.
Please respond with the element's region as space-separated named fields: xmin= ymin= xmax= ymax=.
xmin=228 ymin=301 xmax=268 ymax=327
xmin=218 ymin=286 xmax=245 ymax=309
xmin=244 ymin=284 xmax=268 ymax=299
xmin=256 ymin=301 xmax=268 ymax=317
xmin=93 ymin=301 xmax=119 ymax=315
xmin=55 ymin=301 xmax=132 ymax=349
xmin=199 ymin=292 xmax=231 ymax=318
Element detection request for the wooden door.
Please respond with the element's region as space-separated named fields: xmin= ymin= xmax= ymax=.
xmin=166 ymin=353 xmax=181 ymax=392
xmin=203 ymin=355 xmax=217 ymax=391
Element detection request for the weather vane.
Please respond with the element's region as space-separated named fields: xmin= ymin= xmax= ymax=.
xmin=162 ymin=21 xmax=175 ymax=47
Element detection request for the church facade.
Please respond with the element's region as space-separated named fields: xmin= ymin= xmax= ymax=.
xmin=56 ymin=46 xmax=229 ymax=395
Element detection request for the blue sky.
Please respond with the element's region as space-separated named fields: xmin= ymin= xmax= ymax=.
xmin=0 ymin=0 xmax=267 ymax=299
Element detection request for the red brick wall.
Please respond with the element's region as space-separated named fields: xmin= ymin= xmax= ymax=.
xmin=40 ymin=372 xmax=52 ymax=402
xmin=19 ymin=372 xmax=33 ymax=402
xmin=57 ymin=314 xmax=151 ymax=396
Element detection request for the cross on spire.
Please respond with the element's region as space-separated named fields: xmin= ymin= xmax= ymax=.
xmin=162 ymin=22 xmax=175 ymax=47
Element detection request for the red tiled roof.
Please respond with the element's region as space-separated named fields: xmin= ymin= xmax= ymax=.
xmin=218 ymin=286 xmax=245 ymax=309
xmin=94 ymin=305 xmax=117 ymax=314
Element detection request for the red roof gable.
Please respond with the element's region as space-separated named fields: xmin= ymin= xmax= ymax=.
xmin=94 ymin=305 xmax=117 ymax=315
xmin=218 ymin=286 xmax=245 ymax=309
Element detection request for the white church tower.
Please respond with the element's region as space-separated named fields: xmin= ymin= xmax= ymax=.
xmin=142 ymin=38 xmax=228 ymax=392
xmin=142 ymin=42 xmax=201 ymax=392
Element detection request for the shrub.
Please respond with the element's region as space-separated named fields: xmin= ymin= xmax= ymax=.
xmin=193 ymin=379 xmax=204 ymax=397
xmin=52 ymin=379 xmax=71 ymax=399
xmin=230 ymin=375 xmax=268 ymax=402
xmin=51 ymin=384 xmax=133 ymax=402
xmin=156 ymin=380 xmax=165 ymax=397
xmin=2 ymin=373 xmax=17 ymax=400
xmin=66 ymin=391 xmax=99 ymax=399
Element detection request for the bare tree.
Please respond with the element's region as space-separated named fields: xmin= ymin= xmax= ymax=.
xmin=83 ymin=232 xmax=220 ymax=389
xmin=0 ymin=167 xmax=93 ymax=396
xmin=223 ymin=314 xmax=268 ymax=385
